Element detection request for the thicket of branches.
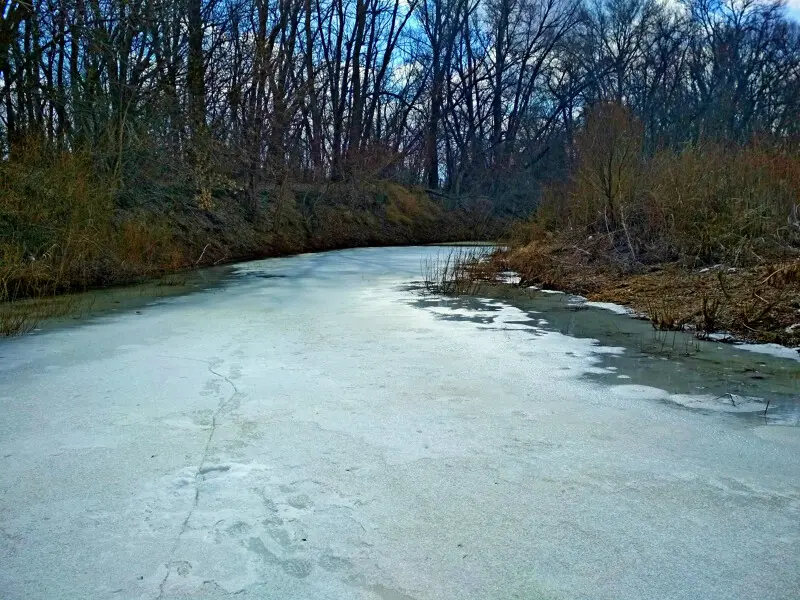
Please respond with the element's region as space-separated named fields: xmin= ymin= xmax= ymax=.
xmin=2 ymin=0 xmax=799 ymax=213
xmin=532 ymin=103 xmax=800 ymax=266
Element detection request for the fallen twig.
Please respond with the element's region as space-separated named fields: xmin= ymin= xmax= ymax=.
xmin=714 ymin=392 xmax=737 ymax=407
xmin=759 ymin=267 xmax=786 ymax=286
xmin=195 ymin=243 xmax=211 ymax=266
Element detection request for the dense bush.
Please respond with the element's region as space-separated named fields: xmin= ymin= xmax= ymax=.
xmin=0 ymin=140 xmax=498 ymax=312
xmin=0 ymin=141 xmax=192 ymax=301
xmin=534 ymin=104 xmax=800 ymax=268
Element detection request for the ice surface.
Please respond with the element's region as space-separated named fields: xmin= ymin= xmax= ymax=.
xmin=736 ymin=341 xmax=800 ymax=362
xmin=707 ymin=331 xmax=736 ymax=341
xmin=0 ymin=246 xmax=798 ymax=600
xmin=583 ymin=301 xmax=634 ymax=315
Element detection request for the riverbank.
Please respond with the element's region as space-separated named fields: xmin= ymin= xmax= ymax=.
xmin=1 ymin=169 xmax=500 ymax=334
xmin=490 ymin=110 xmax=800 ymax=352
xmin=496 ymin=242 xmax=800 ymax=351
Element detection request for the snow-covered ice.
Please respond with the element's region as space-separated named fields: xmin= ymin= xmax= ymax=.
xmin=736 ymin=341 xmax=800 ymax=362
xmin=583 ymin=301 xmax=634 ymax=315
xmin=0 ymin=246 xmax=798 ymax=600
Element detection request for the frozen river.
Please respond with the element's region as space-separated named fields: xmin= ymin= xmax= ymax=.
xmin=1 ymin=246 xmax=798 ymax=600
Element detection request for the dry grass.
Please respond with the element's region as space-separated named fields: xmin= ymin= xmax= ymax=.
xmin=0 ymin=141 xmax=193 ymax=308
xmin=0 ymin=294 xmax=84 ymax=336
xmin=532 ymin=104 xmax=800 ymax=268
xmin=501 ymin=103 xmax=800 ymax=347
xmin=598 ymin=261 xmax=800 ymax=346
xmin=502 ymin=242 xmax=800 ymax=346
xmin=422 ymin=247 xmax=495 ymax=295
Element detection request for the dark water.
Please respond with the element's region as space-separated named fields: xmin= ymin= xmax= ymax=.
xmin=410 ymin=284 xmax=800 ymax=426
xmin=3 ymin=265 xmax=233 ymax=334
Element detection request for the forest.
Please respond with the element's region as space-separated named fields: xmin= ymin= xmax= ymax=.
xmin=1 ymin=0 xmax=799 ymax=309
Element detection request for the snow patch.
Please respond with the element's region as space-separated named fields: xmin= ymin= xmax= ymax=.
xmin=611 ymin=385 xmax=768 ymax=413
xmin=735 ymin=342 xmax=800 ymax=362
xmin=584 ymin=301 xmax=634 ymax=315
xmin=496 ymin=271 xmax=521 ymax=285
xmin=706 ymin=332 xmax=735 ymax=342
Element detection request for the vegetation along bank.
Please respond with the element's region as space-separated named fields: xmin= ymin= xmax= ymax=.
xmin=2 ymin=0 xmax=799 ymax=347
xmin=494 ymin=104 xmax=800 ymax=349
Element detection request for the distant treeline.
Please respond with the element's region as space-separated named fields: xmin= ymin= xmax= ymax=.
xmin=1 ymin=0 xmax=798 ymax=212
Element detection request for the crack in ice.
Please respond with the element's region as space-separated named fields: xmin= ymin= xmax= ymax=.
xmin=155 ymin=355 xmax=239 ymax=600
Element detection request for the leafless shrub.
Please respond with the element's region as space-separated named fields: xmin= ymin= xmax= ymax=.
xmin=534 ymin=104 xmax=800 ymax=270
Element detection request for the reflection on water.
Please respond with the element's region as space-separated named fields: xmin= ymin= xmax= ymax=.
xmin=410 ymin=284 xmax=799 ymax=426
xmin=6 ymin=265 xmax=233 ymax=334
